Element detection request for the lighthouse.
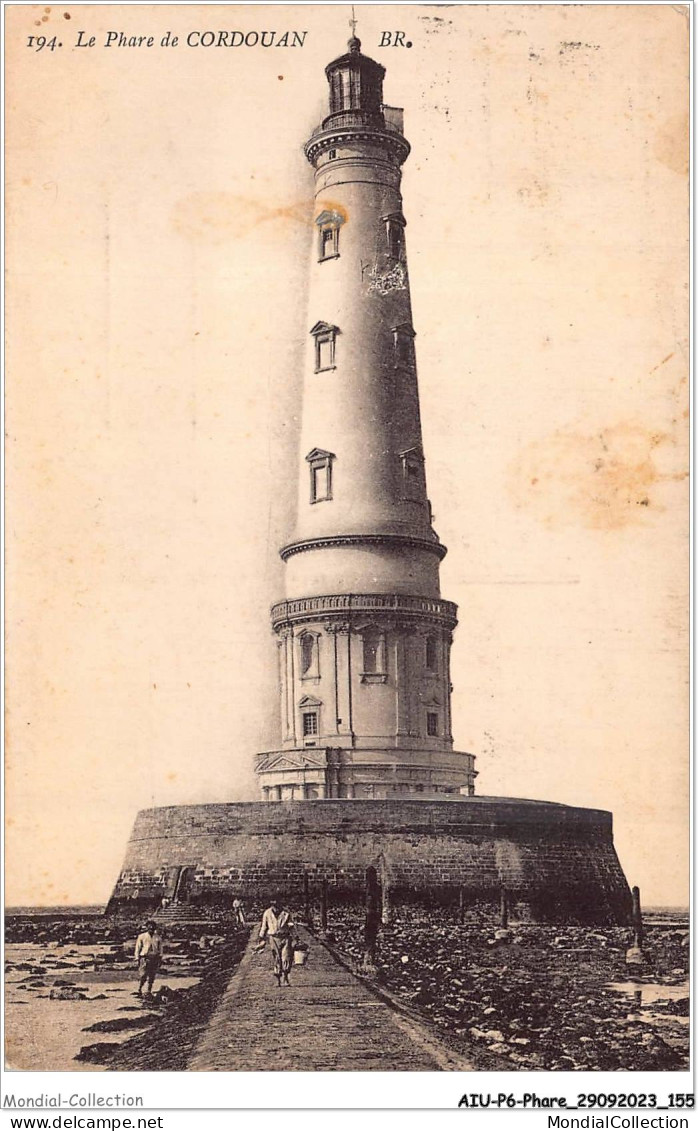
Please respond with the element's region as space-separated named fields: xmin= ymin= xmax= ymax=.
xmin=108 ymin=28 xmax=631 ymax=923
xmin=256 ymin=36 xmax=478 ymax=803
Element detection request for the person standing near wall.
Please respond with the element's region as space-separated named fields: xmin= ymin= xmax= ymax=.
xmin=134 ymin=920 xmax=164 ymax=997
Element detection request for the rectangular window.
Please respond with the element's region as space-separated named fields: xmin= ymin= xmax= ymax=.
xmin=427 ymin=711 xmax=439 ymax=737
xmin=317 ymin=336 xmax=335 ymax=370
xmin=307 ymin=448 xmax=335 ymax=504
xmin=388 ymin=222 xmax=402 ymax=259
xmin=312 ymin=463 xmax=330 ymax=502
xmin=363 ymin=635 xmax=378 ymax=673
xmin=425 ymin=635 xmax=438 ymax=671
xmin=394 ymin=330 xmax=415 ymax=369
xmin=303 ymin=712 xmax=318 ymax=736
xmin=320 ymin=227 xmax=339 ymax=260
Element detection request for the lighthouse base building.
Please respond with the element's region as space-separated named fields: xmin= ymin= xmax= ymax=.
xmin=107 ymin=36 xmax=631 ymax=925
xmin=107 ymin=798 xmax=631 ymax=924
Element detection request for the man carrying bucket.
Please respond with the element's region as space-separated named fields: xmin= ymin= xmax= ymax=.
xmin=258 ymin=897 xmax=294 ymax=986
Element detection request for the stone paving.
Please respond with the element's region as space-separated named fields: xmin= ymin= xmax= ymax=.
xmin=189 ymin=925 xmax=473 ymax=1071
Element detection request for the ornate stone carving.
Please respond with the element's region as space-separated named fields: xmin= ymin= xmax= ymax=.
xmin=324 ymin=620 xmax=351 ymax=635
xmin=271 ymin=592 xmax=458 ymax=631
xmin=279 ymin=532 xmax=447 ymax=563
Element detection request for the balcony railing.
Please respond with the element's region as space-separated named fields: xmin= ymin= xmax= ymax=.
xmin=270 ymin=592 xmax=458 ymax=629
xmin=309 ymin=112 xmax=404 ymax=139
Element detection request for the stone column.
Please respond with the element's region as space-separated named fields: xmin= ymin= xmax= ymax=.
xmin=443 ymin=630 xmax=453 ymax=741
xmin=287 ymin=630 xmax=297 ymax=745
xmin=332 ymin=622 xmax=353 ymax=736
xmin=278 ymin=632 xmax=290 ymax=741
xmin=394 ymin=627 xmax=410 ymax=737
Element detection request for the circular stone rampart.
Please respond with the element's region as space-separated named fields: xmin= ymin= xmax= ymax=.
xmin=107 ymin=798 xmax=632 ymax=924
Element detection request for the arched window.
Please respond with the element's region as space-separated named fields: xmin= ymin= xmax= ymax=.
xmin=300 ymin=634 xmax=315 ymax=676
xmin=299 ymin=632 xmax=320 ymax=680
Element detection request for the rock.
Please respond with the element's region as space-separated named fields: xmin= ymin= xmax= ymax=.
xmin=625 ymin=947 xmax=646 ymax=967
xmin=49 ymin=987 xmax=87 ymax=1000
xmin=74 ymin=1042 xmax=122 ymax=1064
xmin=484 ymin=1029 xmax=505 ymax=1042
xmin=83 ymin=1014 xmax=158 ymax=1034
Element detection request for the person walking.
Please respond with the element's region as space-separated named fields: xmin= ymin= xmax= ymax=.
xmin=258 ymin=897 xmax=294 ymax=986
xmin=232 ymin=897 xmax=246 ymax=926
xmin=134 ymin=920 xmax=164 ymax=997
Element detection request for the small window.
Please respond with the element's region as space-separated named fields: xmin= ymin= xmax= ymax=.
xmin=384 ymin=212 xmax=406 ymax=260
xmin=388 ymin=223 xmax=402 ymax=259
xmin=318 ymin=336 xmax=334 ymax=369
xmin=300 ymin=634 xmax=316 ymax=676
xmin=315 ymin=210 xmax=344 ymax=262
xmin=361 ymin=627 xmax=387 ymax=678
xmin=328 ymin=148 xmax=337 ymax=160
xmin=363 ymin=634 xmax=378 ymax=673
xmin=400 ymin=446 xmax=424 ymax=501
xmin=310 ymin=321 xmax=339 ymax=371
xmin=425 ymin=635 xmax=438 ymax=672
xmin=393 ymin=324 xmax=415 ymax=369
xmin=312 ymin=464 xmax=329 ymax=502
xmin=306 ymin=448 xmax=335 ymax=504
xmin=321 ymin=228 xmax=336 ymax=257
xmin=303 ymin=712 xmax=318 ymax=737
xmin=427 ymin=711 xmax=439 ymax=737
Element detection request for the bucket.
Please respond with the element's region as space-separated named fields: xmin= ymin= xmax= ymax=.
xmin=293 ymin=947 xmax=309 ymax=966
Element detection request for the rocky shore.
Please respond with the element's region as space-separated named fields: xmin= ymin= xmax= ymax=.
xmin=5 ymin=913 xmax=249 ymax=1070
xmin=315 ymin=907 xmax=689 ymax=1071
xmin=5 ymin=907 xmax=688 ymax=1072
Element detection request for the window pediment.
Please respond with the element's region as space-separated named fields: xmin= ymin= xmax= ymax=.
xmin=298 ymin=694 xmax=322 ymax=708
xmin=315 ymin=210 xmax=345 ymax=229
xmin=310 ymin=321 xmax=339 ymax=337
xmin=305 ymin=447 xmax=335 ymax=463
xmin=399 ymin=445 xmax=424 ymax=462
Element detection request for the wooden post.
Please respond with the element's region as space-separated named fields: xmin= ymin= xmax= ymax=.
xmin=458 ymin=887 xmax=465 ymax=925
xmin=303 ymin=873 xmax=311 ymax=927
xmin=500 ymin=887 xmax=509 ymax=929
xmin=632 ymin=885 xmax=643 ymax=947
xmin=363 ymin=866 xmax=380 ymax=971
xmin=320 ymin=879 xmax=328 ymax=936
xmin=626 ymin=884 xmax=647 ymax=967
xmin=381 ymin=878 xmax=391 ymax=926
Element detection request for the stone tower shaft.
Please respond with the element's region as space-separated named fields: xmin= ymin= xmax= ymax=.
xmin=256 ymin=38 xmax=477 ymax=802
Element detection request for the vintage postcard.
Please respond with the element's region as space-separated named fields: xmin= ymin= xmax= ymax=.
xmin=3 ymin=0 xmax=690 ymax=1108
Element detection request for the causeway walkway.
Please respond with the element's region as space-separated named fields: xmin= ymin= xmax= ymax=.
xmin=189 ymin=926 xmax=473 ymax=1071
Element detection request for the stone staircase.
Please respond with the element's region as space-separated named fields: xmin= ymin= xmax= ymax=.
xmin=154 ymin=905 xmax=225 ymax=925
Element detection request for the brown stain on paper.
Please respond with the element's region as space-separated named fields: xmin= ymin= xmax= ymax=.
xmin=509 ymin=423 xmax=682 ymax=531
xmin=653 ymin=112 xmax=689 ymax=177
xmin=172 ymin=192 xmax=311 ymax=243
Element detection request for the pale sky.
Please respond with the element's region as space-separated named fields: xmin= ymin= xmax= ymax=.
xmin=6 ymin=4 xmax=688 ymax=907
